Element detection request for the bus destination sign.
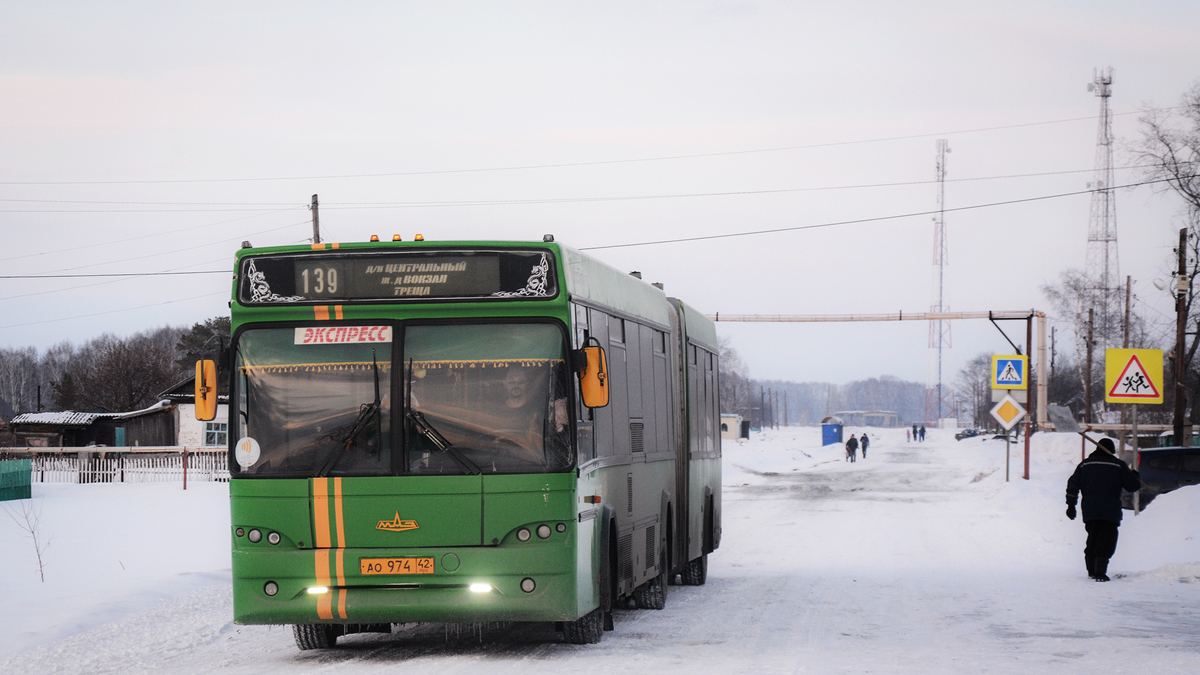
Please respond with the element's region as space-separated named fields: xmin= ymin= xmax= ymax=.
xmin=240 ymin=250 xmax=556 ymax=304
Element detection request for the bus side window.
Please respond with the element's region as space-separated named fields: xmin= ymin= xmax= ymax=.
xmin=572 ymin=303 xmax=588 ymax=349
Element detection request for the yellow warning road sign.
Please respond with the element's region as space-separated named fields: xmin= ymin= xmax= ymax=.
xmin=1105 ymin=348 xmax=1163 ymax=404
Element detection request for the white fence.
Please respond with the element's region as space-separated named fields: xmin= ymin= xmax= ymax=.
xmin=0 ymin=448 xmax=229 ymax=484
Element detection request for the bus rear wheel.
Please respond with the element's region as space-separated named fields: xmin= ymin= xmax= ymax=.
xmin=634 ymin=550 xmax=668 ymax=610
xmin=293 ymin=624 xmax=339 ymax=650
xmin=562 ymin=608 xmax=604 ymax=644
xmin=681 ymin=553 xmax=707 ymax=586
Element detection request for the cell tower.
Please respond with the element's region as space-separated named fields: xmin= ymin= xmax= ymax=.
xmin=926 ymin=139 xmax=954 ymax=423
xmin=1085 ymin=67 xmax=1120 ymax=347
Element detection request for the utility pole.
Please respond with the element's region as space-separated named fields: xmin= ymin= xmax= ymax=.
xmin=1050 ymin=326 xmax=1056 ymax=399
xmin=1085 ymin=308 xmax=1094 ymax=424
xmin=311 ymin=194 xmax=321 ymax=244
xmin=1122 ymin=276 xmax=1132 ymax=455
xmin=784 ymin=391 xmax=789 ymax=427
xmin=1174 ymin=228 xmax=1189 ymax=447
xmin=760 ymin=386 xmax=765 ymax=431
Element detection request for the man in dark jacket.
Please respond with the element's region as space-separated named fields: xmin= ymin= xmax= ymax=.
xmin=1065 ymin=437 xmax=1141 ymax=582
xmin=845 ymin=434 xmax=858 ymax=463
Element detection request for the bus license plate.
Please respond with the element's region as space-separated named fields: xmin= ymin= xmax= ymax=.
xmin=360 ymin=557 xmax=435 ymax=575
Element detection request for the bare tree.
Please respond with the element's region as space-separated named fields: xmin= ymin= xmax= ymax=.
xmin=1137 ymin=84 xmax=1200 ymax=427
xmin=4 ymin=500 xmax=49 ymax=582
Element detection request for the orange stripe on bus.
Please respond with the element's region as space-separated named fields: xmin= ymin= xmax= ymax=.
xmin=332 ymin=243 xmax=340 ymax=250
xmin=314 ymin=306 xmax=330 ymax=320
xmin=315 ymin=550 xmax=334 ymax=620
xmin=334 ymin=305 xmax=344 ymax=320
xmin=311 ymin=243 xmax=325 ymax=251
xmin=313 ymin=478 xmax=331 ymax=549
xmin=337 ymin=588 xmax=347 ymax=619
xmin=334 ymin=477 xmax=345 ymax=549
xmin=336 ymin=548 xmax=345 ymax=587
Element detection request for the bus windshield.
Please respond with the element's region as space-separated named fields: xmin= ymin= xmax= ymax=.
xmin=232 ymin=322 xmax=572 ymax=477
xmin=403 ymin=323 xmax=572 ymax=475
xmin=234 ymin=327 xmax=394 ymax=477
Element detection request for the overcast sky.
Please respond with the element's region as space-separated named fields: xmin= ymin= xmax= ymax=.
xmin=3 ymin=1 xmax=1200 ymax=398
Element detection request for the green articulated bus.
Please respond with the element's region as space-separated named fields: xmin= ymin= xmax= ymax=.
xmin=196 ymin=236 xmax=721 ymax=649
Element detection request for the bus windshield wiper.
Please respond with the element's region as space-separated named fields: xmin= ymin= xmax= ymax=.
xmin=406 ymin=409 xmax=481 ymax=475
xmin=317 ymin=351 xmax=383 ymax=476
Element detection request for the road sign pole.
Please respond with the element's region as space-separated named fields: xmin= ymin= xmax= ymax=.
xmin=1133 ymin=403 xmax=1140 ymax=515
xmin=1005 ymin=435 xmax=1010 ymax=482
xmin=1025 ymin=317 xmax=1032 ymax=480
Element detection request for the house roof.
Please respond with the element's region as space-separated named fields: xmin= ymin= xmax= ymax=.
xmin=11 ymin=400 xmax=175 ymax=427
xmin=10 ymin=411 xmax=111 ymax=426
xmin=160 ymin=375 xmax=229 ymax=403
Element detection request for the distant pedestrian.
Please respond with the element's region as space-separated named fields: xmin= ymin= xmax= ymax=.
xmin=919 ymin=425 xmax=926 ymax=442
xmin=912 ymin=423 xmax=918 ymax=441
xmin=1065 ymin=437 xmax=1142 ymax=582
xmin=846 ymin=434 xmax=858 ymax=463
xmin=906 ymin=428 xmax=911 ymax=442
xmin=860 ymin=433 xmax=870 ymax=459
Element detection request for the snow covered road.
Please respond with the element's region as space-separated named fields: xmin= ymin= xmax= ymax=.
xmin=3 ymin=428 xmax=1199 ymax=673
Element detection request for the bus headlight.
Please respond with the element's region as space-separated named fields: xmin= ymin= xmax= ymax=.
xmin=264 ymin=581 xmax=279 ymax=596
xmin=516 ymin=528 xmax=531 ymax=542
xmin=469 ymin=583 xmax=492 ymax=593
xmin=536 ymin=525 xmax=551 ymax=539
xmin=307 ymin=586 xmax=330 ymax=595
xmin=248 ymin=529 xmax=262 ymax=543
xmin=267 ymin=532 xmax=281 ymax=545
xmin=520 ymin=578 xmax=536 ymax=593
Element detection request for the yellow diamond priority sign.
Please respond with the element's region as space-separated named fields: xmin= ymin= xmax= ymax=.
xmin=989 ymin=394 xmax=1027 ymax=431
xmin=1105 ymin=348 xmax=1164 ymax=404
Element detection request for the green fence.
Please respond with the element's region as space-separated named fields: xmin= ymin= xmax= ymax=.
xmin=0 ymin=459 xmax=33 ymax=501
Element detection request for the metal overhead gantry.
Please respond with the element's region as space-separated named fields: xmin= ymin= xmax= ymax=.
xmin=707 ymin=310 xmax=1048 ymax=479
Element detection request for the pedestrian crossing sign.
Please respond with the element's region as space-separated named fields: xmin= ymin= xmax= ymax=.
xmin=991 ymin=355 xmax=1028 ymax=390
xmin=1105 ymin=348 xmax=1163 ymax=404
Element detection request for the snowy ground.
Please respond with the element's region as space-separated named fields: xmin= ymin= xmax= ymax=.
xmin=3 ymin=428 xmax=1199 ymax=674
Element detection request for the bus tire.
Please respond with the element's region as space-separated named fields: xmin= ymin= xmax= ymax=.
xmin=562 ymin=608 xmax=604 ymax=644
xmin=292 ymin=623 xmax=339 ymax=650
xmin=682 ymin=553 xmax=707 ymax=586
xmin=633 ymin=552 xmax=667 ymax=610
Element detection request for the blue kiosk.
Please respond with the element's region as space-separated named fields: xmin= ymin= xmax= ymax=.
xmin=821 ymin=416 xmax=844 ymax=447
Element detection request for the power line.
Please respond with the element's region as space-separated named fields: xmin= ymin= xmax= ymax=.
xmin=579 ymin=177 xmax=1174 ymax=251
xmin=0 ymin=165 xmax=1140 ymax=211
xmin=39 ymin=219 xmax=308 ymax=275
xmin=0 ymin=291 xmax=228 ymax=329
xmin=0 ymin=108 xmax=1172 ymax=187
xmin=0 ymin=271 xmax=229 ymax=279
xmin=0 ymin=209 xmax=301 ymax=263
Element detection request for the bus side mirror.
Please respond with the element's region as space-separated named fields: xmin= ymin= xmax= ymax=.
xmin=195 ymin=359 xmax=218 ymax=421
xmin=578 ymin=345 xmax=610 ymax=409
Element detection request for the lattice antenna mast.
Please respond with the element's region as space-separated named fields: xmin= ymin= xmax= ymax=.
xmin=926 ymin=139 xmax=953 ymax=422
xmin=1085 ymin=67 xmax=1120 ymax=347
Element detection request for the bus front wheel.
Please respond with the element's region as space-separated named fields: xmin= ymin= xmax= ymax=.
xmin=293 ymin=624 xmax=339 ymax=650
xmin=562 ymin=608 xmax=604 ymax=644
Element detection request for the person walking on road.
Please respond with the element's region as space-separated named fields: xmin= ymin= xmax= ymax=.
xmin=1065 ymin=437 xmax=1142 ymax=582
xmin=919 ymin=425 xmax=926 ymax=442
xmin=860 ymin=433 xmax=870 ymax=459
xmin=906 ymin=428 xmax=911 ymax=442
xmin=912 ymin=423 xmax=918 ymax=441
xmin=845 ymin=434 xmax=858 ymax=463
